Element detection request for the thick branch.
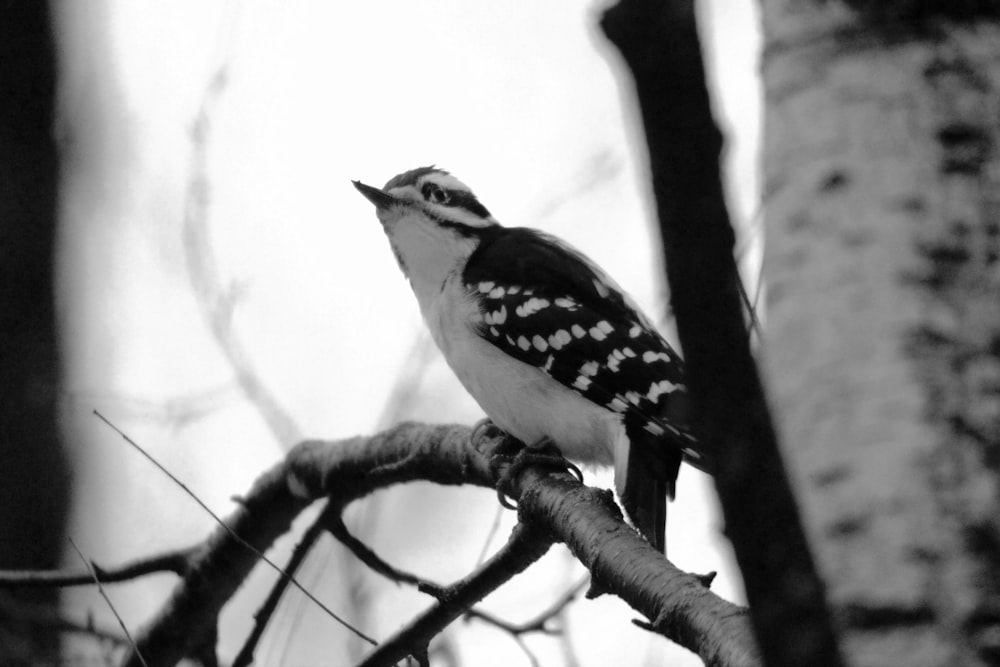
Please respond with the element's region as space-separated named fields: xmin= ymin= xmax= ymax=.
xmin=600 ymin=1 xmax=843 ymax=665
xmin=112 ymin=422 xmax=754 ymax=667
xmin=513 ymin=465 xmax=757 ymax=667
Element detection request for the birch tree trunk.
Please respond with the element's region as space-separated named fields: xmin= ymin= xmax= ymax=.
xmin=760 ymin=4 xmax=1000 ymax=665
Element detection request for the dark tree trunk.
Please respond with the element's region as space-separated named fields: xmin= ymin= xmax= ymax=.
xmin=0 ymin=1 xmax=70 ymax=662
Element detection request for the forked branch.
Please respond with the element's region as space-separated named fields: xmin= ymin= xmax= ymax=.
xmin=106 ymin=422 xmax=755 ymax=666
xmin=0 ymin=422 xmax=757 ymax=666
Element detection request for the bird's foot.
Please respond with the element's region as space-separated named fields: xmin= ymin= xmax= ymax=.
xmin=492 ymin=437 xmax=584 ymax=509
xmin=469 ymin=418 xmax=505 ymax=450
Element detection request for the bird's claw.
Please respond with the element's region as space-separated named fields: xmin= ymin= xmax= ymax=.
xmin=469 ymin=418 xmax=504 ymax=451
xmin=491 ymin=438 xmax=584 ymax=509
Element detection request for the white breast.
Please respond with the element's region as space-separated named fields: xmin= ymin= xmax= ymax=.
xmin=418 ymin=275 xmax=626 ymax=467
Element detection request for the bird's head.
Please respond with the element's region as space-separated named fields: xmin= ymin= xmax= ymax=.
xmin=354 ymin=167 xmax=498 ymax=290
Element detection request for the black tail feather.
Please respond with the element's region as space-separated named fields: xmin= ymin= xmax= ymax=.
xmin=621 ymin=442 xmax=681 ymax=554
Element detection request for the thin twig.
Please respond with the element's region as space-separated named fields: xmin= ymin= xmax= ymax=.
xmin=93 ymin=410 xmax=376 ymax=646
xmin=474 ymin=505 xmax=506 ymax=568
xmin=736 ymin=270 xmax=763 ymax=340
xmin=68 ymin=538 xmax=148 ymax=667
xmin=0 ymin=590 xmax=128 ymax=645
xmin=182 ymin=0 xmax=301 ymax=448
xmin=0 ymin=547 xmax=193 ymax=588
xmin=231 ymin=501 xmax=330 ymax=667
xmin=324 ymin=511 xmax=423 ymax=586
xmin=464 ymin=576 xmax=589 ymax=636
xmin=329 ymin=506 xmax=582 ymax=645
xmin=455 ymin=577 xmax=590 ymax=667
xmin=357 ymin=522 xmax=555 ymax=667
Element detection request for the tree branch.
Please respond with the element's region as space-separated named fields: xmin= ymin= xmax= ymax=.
xmin=327 ymin=508 xmax=581 ymax=665
xmin=183 ymin=65 xmax=302 ymax=446
xmin=461 ymin=577 xmax=588 ymax=637
xmin=357 ymin=521 xmax=554 ymax=667
xmin=94 ymin=422 xmax=756 ymax=666
xmin=0 ymin=590 xmax=129 ymax=646
xmin=512 ymin=460 xmax=758 ymax=667
xmin=0 ymin=547 xmax=192 ymax=587
xmin=68 ymin=537 xmax=148 ymax=667
xmin=232 ymin=500 xmax=336 ymax=667
xmin=600 ymin=1 xmax=843 ymax=666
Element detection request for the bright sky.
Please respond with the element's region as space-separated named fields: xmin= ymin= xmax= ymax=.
xmin=58 ymin=1 xmax=760 ymax=664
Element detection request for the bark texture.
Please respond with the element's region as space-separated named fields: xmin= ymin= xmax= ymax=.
xmin=108 ymin=424 xmax=756 ymax=667
xmin=760 ymin=3 xmax=1000 ymax=665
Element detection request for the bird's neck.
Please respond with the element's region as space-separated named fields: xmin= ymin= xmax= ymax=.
xmin=388 ymin=222 xmax=477 ymax=312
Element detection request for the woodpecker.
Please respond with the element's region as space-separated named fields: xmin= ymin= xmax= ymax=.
xmin=354 ymin=167 xmax=704 ymax=552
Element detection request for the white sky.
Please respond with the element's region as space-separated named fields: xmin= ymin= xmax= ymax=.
xmin=58 ymin=1 xmax=760 ymax=664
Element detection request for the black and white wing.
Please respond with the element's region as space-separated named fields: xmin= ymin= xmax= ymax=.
xmin=461 ymin=227 xmax=703 ymax=550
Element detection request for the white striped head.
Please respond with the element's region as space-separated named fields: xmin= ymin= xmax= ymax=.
xmin=354 ymin=166 xmax=496 ymax=230
xmin=354 ymin=167 xmax=498 ymax=293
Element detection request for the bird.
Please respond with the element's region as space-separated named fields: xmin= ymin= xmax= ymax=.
xmin=353 ymin=166 xmax=704 ymax=553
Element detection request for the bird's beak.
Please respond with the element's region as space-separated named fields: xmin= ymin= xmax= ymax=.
xmin=353 ymin=180 xmax=397 ymax=210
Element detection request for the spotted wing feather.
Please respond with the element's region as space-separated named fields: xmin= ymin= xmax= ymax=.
xmin=462 ymin=227 xmax=703 ymax=469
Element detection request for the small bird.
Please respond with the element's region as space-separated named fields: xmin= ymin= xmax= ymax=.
xmin=354 ymin=167 xmax=703 ymax=552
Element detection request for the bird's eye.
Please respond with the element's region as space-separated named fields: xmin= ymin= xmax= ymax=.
xmin=422 ymin=182 xmax=450 ymax=205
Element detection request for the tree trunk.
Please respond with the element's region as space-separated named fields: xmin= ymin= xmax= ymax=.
xmin=0 ymin=1 xmax=69 ymax=663
xmin=760 ymin=4 xmax=1000 ymax=665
